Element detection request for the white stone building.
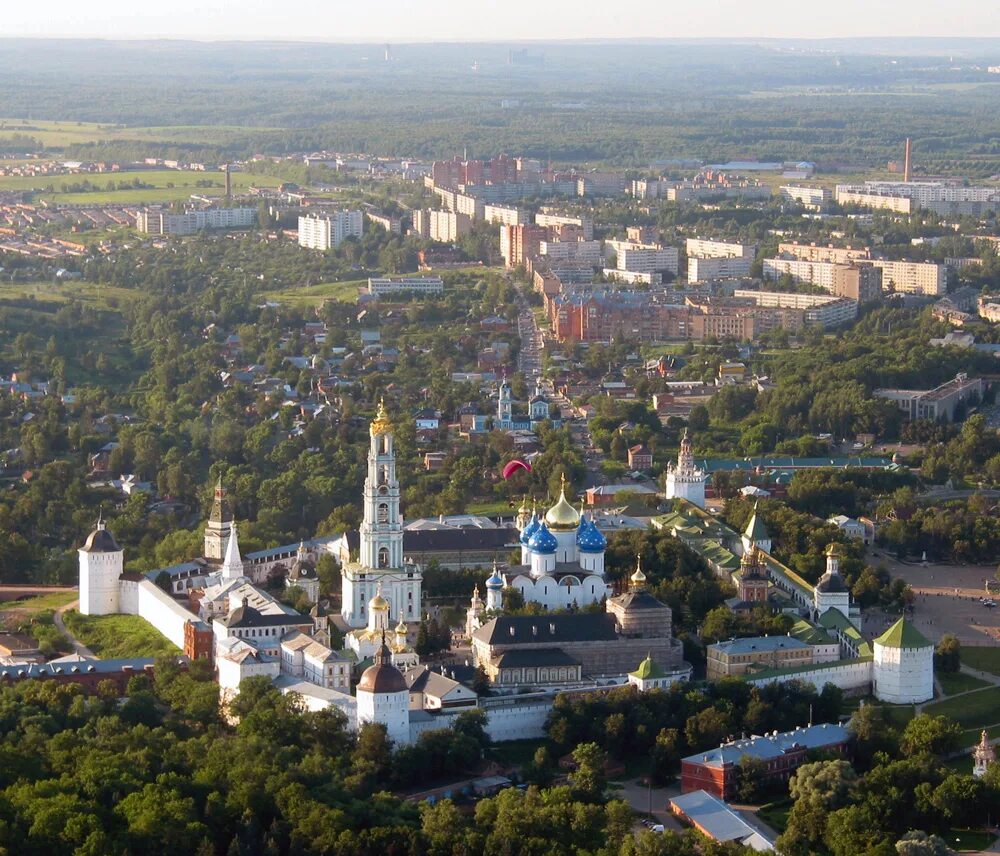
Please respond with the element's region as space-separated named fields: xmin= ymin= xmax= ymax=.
xmin=871 ymin=618 xmax=934 ymax=704
xmin=664 ymin=431 xmax=707 ymax=509
xmin=341 ymin=402 xmax=423 ymax=628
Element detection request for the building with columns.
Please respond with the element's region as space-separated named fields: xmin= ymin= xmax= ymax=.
xmin=341 ymin=401 xmax=423 ymax=628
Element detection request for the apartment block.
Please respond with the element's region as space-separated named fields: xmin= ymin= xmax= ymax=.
xmin=835 ymin=188 xmax=913 ymax=214
xmin=576 ymin=172 xmax=626 ymax=197
xmin=365 ymin=212 xmax=402 ymax=234
xmin=615 ymin=244 xmax=680 ymax=276
xmin=137 ymin=207 xmax=256 ymax=236
xmin=535 ymin=210 xmax=594 ymax=240
xmin=780 ymin=185 xmax=832 ymax=208
xmin=501 ymin=223 xmax=551 ymax=268
xmin=777 ymin=242 xmax=871 ymax=264
xmin=414 ymin=209 xmax=472 ymax=243
xmin=732 ymin=290 xmax=858 ymax=327
xmin=484 ymin=204 xmax=530 ymax=226
xmin=763 ymin=258 xmax=839 ymax=290
xmin=539 ymin=239 xmax=603 ymax=266
xmin=871 ymin=260 xmax=946 ymax=296
xmin=297 ymin=211 xmax=363 ymax=250
xmin=684 ymin=238 xmax=756 ymax=260
xmin=831 ymin=264 xmax=883 ymax=303
xmin=687 ymin=255 xmax=752 ymax=282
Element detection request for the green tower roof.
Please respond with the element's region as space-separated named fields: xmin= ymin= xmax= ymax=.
xmin=874 ymin=618 xmax=932 ymax=649
xmin=744 ymin=506 xmax=769 ymax=542
xmin=630 ymin=654 xmax=667 ymax=680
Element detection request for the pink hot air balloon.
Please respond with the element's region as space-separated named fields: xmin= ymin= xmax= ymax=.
xmin=502 ymin=459 xmax=532 ymax=479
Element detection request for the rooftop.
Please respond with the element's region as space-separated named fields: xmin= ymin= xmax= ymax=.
xmin=670 ymin=790 xmax=775 ymax=850
xmin=682 ymin=722 xmax=850 ymax=769
xmin=874 ymin=617 xmax=932 ymax=650
xmin=712 ymin=636 xmax=810 ymax=656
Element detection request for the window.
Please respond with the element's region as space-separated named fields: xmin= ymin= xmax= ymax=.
xmin=377 ymin=503 xmax=389 ymax=523
xmin=378 ymin=547 xmax=389 ymax=568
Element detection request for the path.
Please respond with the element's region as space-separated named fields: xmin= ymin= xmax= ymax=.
xmin=615 ymin=777 xmax=683 ymax=831
xmin=53 ymin=600 xmax=96 ymax=658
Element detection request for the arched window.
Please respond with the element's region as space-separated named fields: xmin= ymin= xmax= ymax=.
xmin=378 ymin=464 xmax=389 ymax=485
xmin=382 ymin=435 xmax=391 ymax=455
xmin=378 ymin=547 xmax=389 ymax=568
xmin=377 ymin=503 xmax=389 ymax=523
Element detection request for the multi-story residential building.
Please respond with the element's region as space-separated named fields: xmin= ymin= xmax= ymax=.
xmin=576 ymin=172 xmax=626 ymax=197
xmin=431 ymin=155 xmax=519 ymax=188
xmin=413 ymin=209 xmax=472 ymax=243
xmin=137 ymin=207 xmax=256 ymax=235
xmin=831 ymin=263 xmax=883 ymax=303
xmin=667 ymin=175 xmax=771 ymax=202
xmin=367 ymin=276 xmax=444 ymax=297
xmin=777 ymin=242 xmax=871 ymax=264
xmin=606 ymin=240 xmax=680 ymax=276
xmin=484 ymin=204 xmax=529 ymax=226
xmin=687 ymin=255 xmax=752 ymax=282
xmin=732 ymin=290 xmax=858 ymax=327
xmin=539 ymin=240 xmax=603 ymax=266
xmin=874 ymin=373 xmax=983 ymax=422
xmin=871 ymin=260 xmax=946 ymax=296
xmin=630 ymin=178 xmax=666 ymax=199
xmin=365 ymin=211 xmax=402 ymax=234
xmin=763 ymin=258 xmax=840 ymax=290
xmin=501 ymin=223 xmax=551 ymax=268
xmin=977 ymin=295 xmax=1000 ymax=323
xmin=685 ymin=238 xmax=756 ymax=260
xmin=835 ymin=189 xmax=913 ymax=214
xmin=535 ymin=210 xmax=594 ymax=240
xmin=779 ymin=185 xmax=832 ymax=208
xmin=454 ymin=193 xmax=485 ymax=220
xmin=297 ymin=211 xmax=363 ymax=250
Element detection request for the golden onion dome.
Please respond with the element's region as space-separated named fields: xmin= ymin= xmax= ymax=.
xmin=369 ymin=584 xmax=390 ymax=612
xmin=371 ymin=397 xmax=392 ymax=434
xmin=630 ymin=555 xmax=647 ymax=587
xmin=395 ymin=616 xmax=407 ymax=634
xmin=544 ymin=474 xmax=580 ymax=530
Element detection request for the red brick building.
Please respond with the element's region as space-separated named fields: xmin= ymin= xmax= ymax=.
xmin=681 ymin=723 xmax=850 ymax=799
xmin=627 ymin=444 xmax=653 ymax=470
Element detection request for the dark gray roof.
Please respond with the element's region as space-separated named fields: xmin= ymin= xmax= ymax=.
xmin=493 ymin=648 xmax=581 ymax=668
xmin=342 ymin=528 xmax=516 ymax=556
xmin=225 ymin=604 xmax=308 ymax=629
xmin=475 ymin=614 xmax=619 ymax=645
xmin=816 ymin=572 xmax=849 ymax=594
xmin=81 ymin=526 xmax=121 ymax=553
xmin=609 ymin=589 xmax=667 ymax=610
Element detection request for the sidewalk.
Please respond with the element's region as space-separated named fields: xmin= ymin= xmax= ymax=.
xmin=53 ymin=600 xmax=96 ymax=658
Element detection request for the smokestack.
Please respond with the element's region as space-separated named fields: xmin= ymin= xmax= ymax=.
xmin=224 ymin=164 xmax=232 ymax=199
xmin=903 ymin=138 xmax=912 ymax=183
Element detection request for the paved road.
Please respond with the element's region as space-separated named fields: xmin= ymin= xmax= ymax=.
xmin=53 ymin=600 xmax=96 ymax=658
xmin=615 ymin=778 xmax=683 ymax=830
xmin=517 ymin=308 xmax=542 ymax=378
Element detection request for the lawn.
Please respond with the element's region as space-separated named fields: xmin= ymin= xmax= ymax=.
xmin=0 ymin=119 xmax=280 ymax=149
xmin=466 ymin=499 xmax=517 ymax=517
xmin=923 ymin=686 xmax=1000 ymax=730
xmin=873 ymin=702 xmax=916 ymax=729
xmin=62 ymin=610 xmax=179 ymax=658
xmin=0 ymin=590 xmax=77 ymax=612
xmin=937 ymin=670 xmax=991 ymax=696
xmin=263 ymin=279 xmax=368 ymax=306
xmin=0 ymin=281 xmax=136 ymax=310
xmin=961 ymin=646 xmax=1000 ymax=677
xmin=946 ymin=829 xmax=996 ymax=851
xmin=488 ymin=738 xmax=551 ymax=770
xmin=757 ymin=798 xmax=792 ymax=833
xmin=0 ymin=168 xmax=280 ymax=205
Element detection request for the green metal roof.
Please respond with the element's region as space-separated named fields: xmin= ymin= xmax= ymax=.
xmin=874 ymin=618 xmax=932 ymax=649
xmin=742 ymin=655 xmax=873 ymax=682
xmin=790 ymin=619 xmax=836 ymax=647
xmin=744 ymin=509 xmax=769 ymax=542
xmin=630 ymin=655 xmax=668 ymax=680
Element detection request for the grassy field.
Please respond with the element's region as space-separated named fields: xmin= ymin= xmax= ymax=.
xmin=0 ymin=167 xmax=280 ymax=205
xmin=757 ymin=799 xmax=792 ymax=833
xmin=923 ymin=686 xmax=1000 ymax=730
xmin=937 ymin=670 xmax=992 ymax=696
xmin=62 ymin=610 xmax=179 ymax=658
xmin=0 ymin=119 xmax=279 ymax=149
xmin=263 ymin=279 xmax=367 ymax=306
xmin=0 ymin=590 xmax=77 ymax=613
xmin=0 ymin=280 xmax=135 ymax=309
xmin=466 ymin=499 xmax=516 ymax=517
xmin=961 ymin=646 xmax=1000 ymax=676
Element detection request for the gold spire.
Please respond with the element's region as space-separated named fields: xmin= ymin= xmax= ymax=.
xmin=545 ymin=471 xmax=581 ymax=530
xmin=371 ymin=396 xmax=392 ymax=433
xmin=630 ymin=554 xmax=647 ymax=588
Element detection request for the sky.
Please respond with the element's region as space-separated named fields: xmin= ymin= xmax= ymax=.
xmin=3 ymin=0 xmax=999 ymax=42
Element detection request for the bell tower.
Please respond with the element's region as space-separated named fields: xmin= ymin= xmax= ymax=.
xmin=204 ymin=477 xmax=232 ymax=561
